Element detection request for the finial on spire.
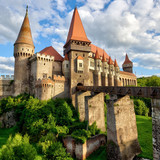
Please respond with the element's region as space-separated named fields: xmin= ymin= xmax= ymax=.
xmin=26 ymin=5 xmax=28 ymax=14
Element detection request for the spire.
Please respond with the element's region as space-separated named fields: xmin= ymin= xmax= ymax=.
xmin=108 ymin=56 xmax=114 ymax=65
xmin=95 ymin=48 xmax=100 ymax=59
xmin=64 ymin=53 xmax=69 ymax=61
xmin=102 ymin=50 xmax=107 ymax=62
xmin=64 ymin=7 xmax=91 ymax=46
xmin=123 ymin=54 xmax=132 ymax=65
xmin=14 ymin=6 xmax=34 ymax=47
xmin=114 ymin=59 xmax=119 ymax=67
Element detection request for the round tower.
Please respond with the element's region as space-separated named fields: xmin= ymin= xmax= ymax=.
xmin=14 ymin=6 xmax=35 ymax=96
xmin=122 ymin=54 xmax=133 ymax=73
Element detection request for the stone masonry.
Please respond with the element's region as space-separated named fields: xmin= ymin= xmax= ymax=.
xmin=107 ymin=95 xmax=141 ymax=160
xmin=152 ymin=99 xmax=160 ymax=160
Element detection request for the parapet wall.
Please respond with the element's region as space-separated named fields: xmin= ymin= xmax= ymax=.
xmin=63 ymin=134 xmax=106 ymax=160
xmin=53 ymin=75 xmax=65 ymax=81
xmin=0 ymin=75 xmax=14 ymax=80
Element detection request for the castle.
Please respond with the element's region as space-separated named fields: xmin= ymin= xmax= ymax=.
xmin=0 ymin=7 xmax=137 ymax=101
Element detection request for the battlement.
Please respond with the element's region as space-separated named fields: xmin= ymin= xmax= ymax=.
xmin=14 ymin=52 xmax=34 ymax=58
xmin=0 ymin=75 xmax=14 ymax=80
xmin=53 ymin=75 xmax=65 ymax=81
xmin=36 ymin=78 xmax=54 ymax=87
xmin=30 ymin=53 xmax=54 ymax=62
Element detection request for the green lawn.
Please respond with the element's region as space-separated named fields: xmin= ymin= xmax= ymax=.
xmin=136 ymin=115 xmax=153 ymax=160
xmin=0 ymin=115 xmax=152 ymax=160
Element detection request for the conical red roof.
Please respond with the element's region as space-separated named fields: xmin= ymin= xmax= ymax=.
xmin=14 ymin=6 xmax=34 ymax=47
xmin=108 ymin=57 xmax=114 ymax=65
xmin=95 ymin=48 xmax=100 ymax=59
xmin=64 ymin=7 xmax=91 ymax=46
xmin=114 ymin=59 xmax=119 ymax=67
xmin=64 ymin=54 xmax=69 ymax=60
xmin=123 ymin=54 xmax=132 ymax=65
xmin=102 ymin=50 xmax=107 ymax=62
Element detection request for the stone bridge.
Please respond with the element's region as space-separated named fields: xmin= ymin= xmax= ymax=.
xmin=75 ymin=86 xmax=160 ymax=160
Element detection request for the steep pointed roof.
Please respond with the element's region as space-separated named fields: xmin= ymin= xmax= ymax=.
xmin=114 ymin=59 xmax=119 ymax=67
xmin=14 ymin=6 xmax=34 ymax=47
xmin=123 ymin=54 xmax=132 ymax=65
xmin=90 ymin=44 xmax=109 ymax=59
xmin=64 ymin=7 xmax=91 ymax=46
xmin=108 ymin=56 xmax=114 ymax=65
xmin=95 ymin=48 xmax=100 ymax=59
xmin=64 ymin=54 xmax=69 ymax=61
xmin=102 ymin=50 xmax=107 ymax=62
xmin=40 ymin=46 xmax=63 ymax=62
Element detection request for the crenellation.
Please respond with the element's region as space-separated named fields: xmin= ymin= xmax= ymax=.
xmin=0 ymin=75 xmax=14 ymax=80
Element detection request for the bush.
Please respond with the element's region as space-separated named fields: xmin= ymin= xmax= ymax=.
xmin=134 ymin=99 xmax=149 ymax=116
xmin=0 ymin=133 xmax=37 ymax=160
xmin=45 ymin=142 xmax=73 ymax=160
xmin=88 ymin=122 xmax=100 ymax=136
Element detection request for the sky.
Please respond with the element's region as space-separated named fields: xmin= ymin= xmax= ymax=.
xmin=0 ymin=0 xmax=160 ymax=77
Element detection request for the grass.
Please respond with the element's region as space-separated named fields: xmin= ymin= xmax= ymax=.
xmin=0 ymin=115 xmax=152 ymax=160
xmin=0 ymin=127 xmax=15 ymax=148
xmin=136 ymin=115 xmax=153 ymax=160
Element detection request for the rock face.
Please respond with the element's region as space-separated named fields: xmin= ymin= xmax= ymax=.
xmin=0 ymin=110 xmax=16 ymax=128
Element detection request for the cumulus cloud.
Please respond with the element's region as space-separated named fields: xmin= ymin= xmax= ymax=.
xmin=0 ymin=57 xmax=14 ymax=74
xmin=0 ymin=0 xmax=160 ymax=76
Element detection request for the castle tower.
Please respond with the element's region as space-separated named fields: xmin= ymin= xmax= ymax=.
xmin=108 ymin=57 xmax=114 ymax=86
xmin=63 ymin=7 xmax=91 ymax=102
xmin=94 ymin=48 xmax=102 ymax=86
xmin=122 ymin=54 xmax=133 ymax=73
xmin=114 ymin=59 xmax=120 ymax=86
xmin=102 ymin=51 xmax=109 ymax=86
xmin=62 ymin=53 xmax=70 ymax=78
xmin=14 ymin=6 xmax=35 ymax=96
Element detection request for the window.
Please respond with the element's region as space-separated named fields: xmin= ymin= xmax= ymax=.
xmin=79 ymin=63 xmax=82 ymax=67
xmin=43 ymin=74 xmax=47 ymax=78
xmin=66 ymin=64 xmax=68 ymax=68
xmin=83 ymin=54 xmax=85 ymax=57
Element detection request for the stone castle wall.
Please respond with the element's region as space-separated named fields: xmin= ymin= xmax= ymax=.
xmin=63 ymin=134 xmax=106 ymax=160
xmin=0 ymin=75 xmax=14 ymax=99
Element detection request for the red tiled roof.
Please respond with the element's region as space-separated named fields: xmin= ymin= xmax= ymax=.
xmin=64 ymin=7 xmax=91 ymax=46
xmin=123 ymin=54 xmax=132 ymax=65
xmin=95 ymin=48 xmax=100 ymax=59
xmin=64 ymin=54 xmax=69 ymax=60
xmin=114 ymin=59 xmax=119 ymax=67
xmin=77 ymin=56 xmax=83 ymax=60
xmin=108 ymin=56 xmax=114 ymax=65
xmin=120 ymin=71 xmax=136 ymax=77
xmin=102 ymin=51 xmax=107 ymax=62
xmin=14 ymin=7 xmax=34 ymax=47
xmin=39 ymin=46 xmax=63 ymax=62
xmin=90 ymin=44 xmax=109 ymax=60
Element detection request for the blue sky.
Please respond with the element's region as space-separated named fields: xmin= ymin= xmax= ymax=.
xmin=0 ymin=0 xmax=160 ymax=77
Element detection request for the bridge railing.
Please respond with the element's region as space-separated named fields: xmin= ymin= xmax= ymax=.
xmin=76 ymin=86 xmax=160 ymax=99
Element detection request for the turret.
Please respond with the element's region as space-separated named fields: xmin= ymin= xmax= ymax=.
xmin=62 ymin=53 xmax=70 ymax=78
xmin=102 ymin=51 xmax=109 ymax=86
xmin=94 ymin=48 xmax=101 ymax=86
xmin=13 ymin=6 xmax=35 ymax=96
xmin=108 ymin=57 xmax=114 ymax=86
xmin=122 ymin=54 xmax=133 ymax=73
xmin=114 ymin=59 xmax=120 ymax=86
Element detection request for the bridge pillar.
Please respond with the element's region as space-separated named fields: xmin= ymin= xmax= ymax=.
xmin=107 ymin=95 xmax=141 ymax=160
xmin=76 ymin=91 xmax=106 ymax=131
xmin=152 ymin=99 xmax=160 ymax=160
